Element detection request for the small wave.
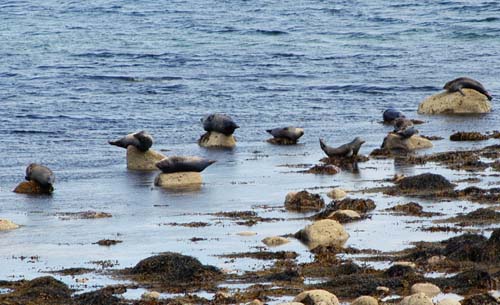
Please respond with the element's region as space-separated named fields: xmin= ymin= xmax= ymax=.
xmin=271 ymin=53 xmax=305 ymax=58
xmin=254 ymin=29 xmax=288 ymax=35
xmin=308 ymin=84 xmax=440 ymax=94
xmin=10 ymin=130 xmax=60 ymax=135
xmin=85 ymin=75 xmax=183 ymax=82
xmin=73 ymin=52 xmax=173 ymax=59
xmin=464 ymin=17 xmax=499 ymax=23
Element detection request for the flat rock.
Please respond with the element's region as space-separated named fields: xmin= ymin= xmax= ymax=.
xmin=400 ymin=293 xmax=433 ymax=305
xmin=410 ymin=282 xmax=441 ymax=297
xmin=295 ymin=219 xmax=349 ymax=249
xmin=262 ymin=236 xmax=290 ymax=247
xmin=327 ymin=188 xmax=347 ymax=199
xmin=0 ymin=219 xmax=19 ymax=231
xmin=293 ymin=289 xmax=340 ymax=305
xmin=418 ymin=89 xmax=492 ymax=114
xmin=198 ymin=131 xmax=236 ymax=148
xmin=154 ymin=172 xmax=202 ymax=189
xmin=126 ymin=146 xmax=165 ymax=171
xmin=352 ymin=295 xmax=379 ymax=305
xmin=436 ymin=299 xmax=461 ymax=305
xmin=382 ymin=133 xmax=433 ymax=151
xmin=13 ymin=180 xmax=52 ymax=195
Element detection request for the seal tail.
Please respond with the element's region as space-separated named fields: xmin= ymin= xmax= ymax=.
xmin=319 ymin=138 xmax=327 ymax=151
xmin=108 ymin=140 xmax=126 ymax=148
xmin=265 ymin=129 xmax=273 ymax=135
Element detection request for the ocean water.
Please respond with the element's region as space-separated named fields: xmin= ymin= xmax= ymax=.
xmin=0 ymin=0 xmax=499 ymax=300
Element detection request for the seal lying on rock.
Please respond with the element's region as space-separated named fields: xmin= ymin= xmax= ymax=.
xmin=155 ymin=156 xmax=216 ymax=173
xmin=383 ymin=108 xmax=405 ymax=123
xmin=444 ymin=77 xmax=492 ymax=101
xmin=393 ymin=118 xmax=418 ymax=139
xmin=26 ymin=163 xmax=55 ymax=190
xmin=319 ymin=137 xmax=365 ymax=158
xmin=266 ymin=127 xmax=304 ymax=142
xmin=109 ymin=131 xmax=153 ymax=152
xmin=202 ymin=114 xmax=239 ymax=136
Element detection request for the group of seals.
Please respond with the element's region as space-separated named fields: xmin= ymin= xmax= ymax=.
xmin=444 ymin=77 xmax=493 ymax=101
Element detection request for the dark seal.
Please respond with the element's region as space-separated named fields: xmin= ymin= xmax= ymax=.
xmin=155 ymin=156 xmax=216 ymax=174
xmin=266 ymin=127 xmax=304 ymax=142
xmin=201 ymin=114 xmax=239 ymax=136
xmin=25 ymin=163 xmax=55 ymax=190
xmin=108 ymin=131 xmax=153 ymax=152
xmin=444 ymin=77 xmax=492 ymax=100
xmin=383 ymin=108 xmax=406 ymax=123
xmin=319 ymin=137 xmax=365 ymax=158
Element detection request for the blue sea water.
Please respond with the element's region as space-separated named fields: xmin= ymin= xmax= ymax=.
xmin=0 ymin=0 xmax=499 ymax=299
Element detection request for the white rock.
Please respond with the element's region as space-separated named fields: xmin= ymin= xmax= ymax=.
xmin=293 ymin=289 xmax=340 ymax=305
xmin=0 ymin=219 xmax=19 ymax=231
xmin=126 ymin=146 xmax=166 ymax=171
xmin=382 ymin=133 xmax=433 ymax=151
xmin=154 ymin=172 xmax=202 ymax=189
xmin=198 ymin=131 xmax=236 ymax=148
xmin=410 ymin=283 xmax=441 ymax=298
xmin=418 ymin=89 xmax=492 ymax=114
xmin=352 ymin=295 xmax=379 ymax=305
xmin=296 ymin=219 xmax=349 ymax=249
xmin=327 ymin=188 xmax=347 ymax=199
xmin=141 ymin=291 xmax=161 ymax=301
xmin=262 ymin=236 xmax=290 ymax=247
xmin=436 ymin=299 xmax=461 ymax=305
xmin=237 ymin=231 xmax=257 ymax=236
xmin=400 ymin=293 xmax=433 ymax=305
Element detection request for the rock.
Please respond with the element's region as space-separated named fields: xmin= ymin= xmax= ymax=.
xmin=237 ymin=231 xmax=257 ymax=236
xmin=352 ymin=295 xmax=378 ymax=305
xmin=126 ymin=252 xmax=223 ymax=291
xmin=0 ymin=276 xmax=73 ymax=305
xmin=327 ymin=209 xmax=361 ymax=223
xmin=382 ymin=133 xmax=433 ymax=151
xmin=436 ymin=299 xmax=461 ymax=305
xmin=295 ymin=219 xmax=349 ymax=249
xmin=394 ymin=261 xmax=416 ymax=269
xmin=450 ymin=132 xmax=489 ymax=141
xmin=461 ymin=293 xmax=499 ymax=305
xmin=427 ymin=255 xmax=446 ymax=265
xmin=126 ymin=146 xmax=166 ymax=171
xmin=397 ymin=173 xmax=454 ymax=191
xmin=262 ymin=236 xmax=290 ymax=247
xmin=305 ymin=164 xmax=341 ymax=175
xmin=399 ymin=293 xmax=433 ymax=305
xmin=0 ymin=219 xmax=19 ymax=231
xmin=410 ymin=282 xmax=441 ymax=297
xmin=267 ymin=137 xmax=299 ymax=145
xmin=293 ymin=289 xmax=340 ymax=305
xmin=418 ymin=89 xmax=492 ymax=114
xmin=198 ymin=131 xmax=236 ymax=148
xmin=248 ymin=299 xmax=265 ymax=305
xmin=330 ymin=198 xmax=376 ymax=214
xmin=327 ymin=188 xmax=347 ymax=199
xmin=284 ymin=191 xmax=325 ymax=212
xmin=278 ymin=303 xmax=305 ymax=305
xmin=154 ymin=172 xmax=202 ymax=189
xmin=13 ymin=180 xmax=52 ymax=195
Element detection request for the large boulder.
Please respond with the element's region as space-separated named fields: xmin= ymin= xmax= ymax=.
xmin=0 ymin=219 xmax=19 ymax=231
xmin=295 ymin=219 xmax=349 ymax=249
xmin=154 ymin=172 xmax=202 ymax=189
xmin=293 ymin=289 xmax=340 ymax=305
xmin=382 ymin=133 xmax=433 ymax=151
xmin=126 ymin=146 xmax=166 ymax=171
xmin=418 ymin=89 xmax=492 ymax=114
xmin=198 ymin=131 xmax=236 ymax=148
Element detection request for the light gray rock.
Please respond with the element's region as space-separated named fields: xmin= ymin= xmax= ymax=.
xmin=295 ymin=220 xmax=349 ymax=249
xmin=327 ymin=188 xmax=347 ymax=199
xmin=436 ymin=298 xmax=461 ymax=305
xmin=154 ymin=172 xmax=202 ymax=189
xmin=141 ymin=291 xmax=160 ymax=301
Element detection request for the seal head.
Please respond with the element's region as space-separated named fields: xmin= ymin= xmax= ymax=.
xmin=266 ymin=127 xmax=304 ymax=141
xmin=156 ymin=156 xmax=216 ymax=174
xmin=109 ymin=131 xmax=153 ymax=152
xmin=444 ymin=77 xmax=492 ymax=100
xmin=202 ymin=114 xmax=239 ymax=136
xmin=383 ymin=108 xmax=406 ymax=123
xmin=25 ymin=163 xmax=55 ymax=191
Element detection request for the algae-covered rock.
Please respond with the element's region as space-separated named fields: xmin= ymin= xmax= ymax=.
xmin=284 ymin=191 xmax=325 ymax=212
xmin=450 ymin=132 xmax=489 ymax=141
xmin=154 ymin=172 xmax=202 ymax=189
xmin=330 ymin=198 xmax=376 ymax=214
xmin=295 ymin=219 xmax=349 ymax=249
xmin=461 ymin=293 xmax=498 ymax=305
xmin=198 ymin=131 xmax=236 ymax=148
xmin=126 ymin=146 xmax=166 ymax=171
xmin=396 ymin=173 xmax=454 ymax=191
xmin=0 ymin=276 xmax=73 ymax=305
xmin=0 ymin=219 xmax=20 ymax=231
xmin=293 ymin=289 xmax=340 ymax=305
xmin=382 ymin=133 xmax=433 ymax=151
xmin=418 ymin=89 xmax=492 ymax=114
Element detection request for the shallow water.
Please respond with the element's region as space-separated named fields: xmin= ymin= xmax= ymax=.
xmin=1 ymin=0 xmax=499 ymax=302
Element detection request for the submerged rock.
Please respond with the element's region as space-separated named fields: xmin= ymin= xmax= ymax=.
xmin=305 ymin=164 xmax=341 ymax=175
xmin=418 ymin=89 xmax=492 ymax=114
xmin=327 ymin=209 xmax=361 ymax=223
xmin=284 ymin=191 xmax=325 ymax=212
xmin=126 ymin=145 xmax=166 ymax=171
xmin=293 ymin=289 xmax=340 ymax=305
xmin=295 ymin=219 xmax=349 ymax=249
xmin=198 ymin=131 xmax=236 ymax=148
xmin=123 ymin=252 xmax=223 ymax=291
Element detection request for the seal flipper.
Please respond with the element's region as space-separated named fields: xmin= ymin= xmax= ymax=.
xmin=458 ymin=88 xmax=466 ymax=96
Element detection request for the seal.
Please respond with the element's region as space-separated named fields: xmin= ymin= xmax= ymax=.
xmin=393 ymin=118 xmax=418 ymax=139
xmin=109 ymin=131 xmax=153 ymax=152
xmin=319 ymin=137 xmax=365 ymax=158
xmin=202 ymin=114 xmax=239 ymax=136
xmin=383 ymin=108 xmax=405 ymax=123
xmin=444 ymin=77 xmax=492 ymax=101
xmin=155 ymin=156 xmax=216 ymax=173
xmin=25 ymin=163 xmax=55 ymax=190
xmin=266 ymin=127 xmax=304 ymax=142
